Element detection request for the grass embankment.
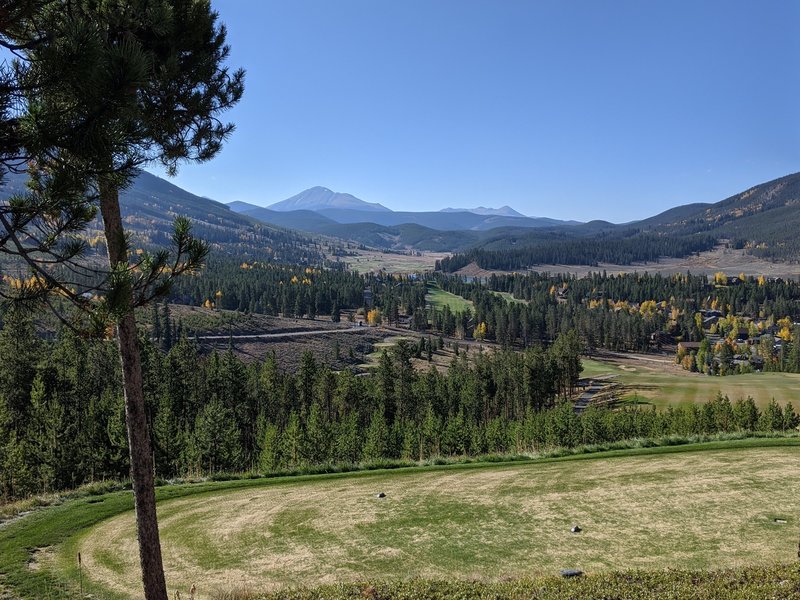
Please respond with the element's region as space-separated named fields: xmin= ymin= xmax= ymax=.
xmin=219 ymin=564 xmax=800 ymax=600
xmin=3 ymin=438 xmax=787 ymax=599
xmin=582 ymin=357 xmax=800 ymax=409
xmin=425 ymin=283 xmax=474 ymax=312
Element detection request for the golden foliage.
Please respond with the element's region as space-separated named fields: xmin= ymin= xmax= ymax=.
xmin=366 ymin=308 xmax=382 ymax=326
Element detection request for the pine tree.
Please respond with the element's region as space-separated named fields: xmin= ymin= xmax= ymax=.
xmin=733 ymin=397 xmax=760 ymax=431
xmin=759 ymin=399 xmax=783 ymax=432
xmin=257 ymin=423 xmax=281 ymax=472
xmin=0 ymin=308 xmax=39 ymax=435
xmin=334 ymin=412 xmax=361 ymax=464
xmin=281 ymin=411 xmax=305 ymax=468
xmin=362 ymin=407 xmax=389 ymax=462
xmin=305 ymin=401 xmax=331 ymax=463
xmin=783 ymin=402 xmax=799 ymax=430
xmin=27 ymin=373 xmax=59 ymax=492
xmin=195 ymin=395 xmax=241 ymax=473
xmin=1 ymin=4 xmax=244 ymax=597
xmin=151 ymin=304 xmax=162 ymax=344
xmin=161 ymin=302 xmax=173 ymax=352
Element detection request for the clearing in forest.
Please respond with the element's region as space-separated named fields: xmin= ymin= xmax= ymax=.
xmin=583 ymin=356 xmax=800 ymax=409
xmin=425 ymin=283 xmax=474 ymax=312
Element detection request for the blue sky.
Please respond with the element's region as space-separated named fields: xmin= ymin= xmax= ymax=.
xmin=151 ymin=1 xmax=800 ymax=222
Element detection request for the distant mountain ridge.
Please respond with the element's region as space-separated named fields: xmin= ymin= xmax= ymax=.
xmin=440 ymin=205 xmax=525 ymax=217
xmin=230 ymin=187 xmax=576 ymax=237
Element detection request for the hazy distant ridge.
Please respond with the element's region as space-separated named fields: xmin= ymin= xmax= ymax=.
xmin=440 ymin=205 xmax=525 ymax=217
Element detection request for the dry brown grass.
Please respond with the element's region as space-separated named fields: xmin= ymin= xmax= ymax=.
xmin=75 ymin=446 xmax=800 ymax=598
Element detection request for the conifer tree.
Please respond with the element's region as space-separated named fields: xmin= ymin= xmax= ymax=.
xmin=363 ymin=407 xmax=389 ymax=461
xmin=0 ymin=3 xmax=243 ymax=598
xmin=258 ymin=423 xmax=281 ymax=472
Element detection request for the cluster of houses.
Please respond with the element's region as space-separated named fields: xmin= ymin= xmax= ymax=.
xmin=675 ymin=309 xmax=796 ymax=374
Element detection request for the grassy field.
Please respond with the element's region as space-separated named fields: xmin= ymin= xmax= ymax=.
xmin=64 ymin=443 xmax=800 ymax=598
xmin=426 ymin=283 xmax=474 ymax=312
xmin=343 ymin=250 xmax=449 ymax=274
xmin=582 ymin=356 xmax=800 ymax=409
xmin=492 ymin=290 xmax=528 ymax=304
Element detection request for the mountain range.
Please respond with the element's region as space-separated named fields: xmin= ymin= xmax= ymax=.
xmin=2 ymin=170 xmax=800 ymax=262
xmin=228 ymin=187 xmax=576 ymax=241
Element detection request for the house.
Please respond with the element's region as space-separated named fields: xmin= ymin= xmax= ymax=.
xmin=677 ymin=341 xmax=703 ymax=353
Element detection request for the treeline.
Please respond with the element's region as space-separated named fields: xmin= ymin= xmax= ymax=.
xmin=165 ymin=261 xmax=800 ymax=356
xmin=169 ymin=258 xmax=359 ymax=316
xmin=410 ymin=272 xmax=800 ymax=353
xmin=0 ymin=309 xmax=578 ymax=499
xmin=436 ymin=234 xmax=717 ymax=272
xmin=2 ymin=308 xmax=798 ymax=501
xmin=166 ymin=258 xmax=429 ymax=324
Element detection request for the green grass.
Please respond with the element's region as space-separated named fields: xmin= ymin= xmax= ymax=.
xmin=492 ymin=290 xmax=528 ymax=304
xmin=360 ymin=336 xmax=418 ymax=368
xmin=3 ymin=438 xmax=798 ymax=599
xmin=426 ymin=283 xmax=474 ymax=312
xmin=581 ymin=357 xmax=800 ymax=409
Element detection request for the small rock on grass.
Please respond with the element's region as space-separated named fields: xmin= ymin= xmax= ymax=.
xmin=560 ymin=568 xmax=584 ymax=578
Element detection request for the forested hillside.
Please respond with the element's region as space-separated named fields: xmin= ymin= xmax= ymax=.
xmin=0 ymin=170 xmax=326 ymax=264
xmin=439 ymin=173 xmax=800 ymax=270
xmin=636 ymin=172 xmax=800 ymax=261
xmin=437 ymin=232 xmax=717 ymax=271
xmin=2 ymin=310 xmax=796 ymax=501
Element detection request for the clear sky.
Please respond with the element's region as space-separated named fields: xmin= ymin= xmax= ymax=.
xmin=150 ymin=0 xmax=800 ymax=222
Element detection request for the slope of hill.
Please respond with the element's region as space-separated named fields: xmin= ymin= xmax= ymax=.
xmin=438 ymin=173 xmax=800 ymax=270
xmin=634 ymin=172 xmax=800 ymax=261
xmin=0 ymin=170 xmax=325 ymax=264
xmin=227 ymin=200 xmax=340 ymax=233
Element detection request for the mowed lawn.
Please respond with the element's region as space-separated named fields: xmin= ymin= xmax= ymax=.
xmin=76 ymin=446 xmax=800 ymax=598
xmin=426 ymin=283 xmax=474 ymax=312
xmin=582 ymin=357 xmax=800 ymax=409
xmin=492 ymin=290 xmax=528 ymax=304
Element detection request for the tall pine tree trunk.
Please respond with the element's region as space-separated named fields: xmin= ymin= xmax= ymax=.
xmin=99 ymin=177 xmax=168 ymax=600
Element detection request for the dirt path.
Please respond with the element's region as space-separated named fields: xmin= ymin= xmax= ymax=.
xmin=194 ymin=326 xmax=370 ymax=341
